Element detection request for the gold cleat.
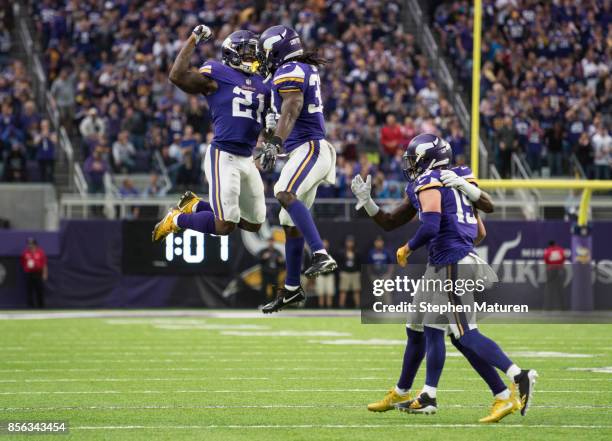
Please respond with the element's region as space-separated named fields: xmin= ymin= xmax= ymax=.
xmin=175 ymin=191 xmax=202 ymax=214
xmin=367 ymin=388 xmax=411 ymax=412
xmin=478 ymin=384 xmax=521 ymax=423
xmin=152 ymin=208 xmax=181 ymax=242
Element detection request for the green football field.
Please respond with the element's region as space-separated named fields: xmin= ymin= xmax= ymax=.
xmin=1 ymin=311 xmax=611 ymax=441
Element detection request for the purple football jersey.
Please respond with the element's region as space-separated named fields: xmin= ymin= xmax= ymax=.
xmin=199 ymin=60 xmax=270 ymax=156
xmin=270 ymin=61 xmax=325 ymax=152
xmin=406 ymin=166 xmax=479 ymax=264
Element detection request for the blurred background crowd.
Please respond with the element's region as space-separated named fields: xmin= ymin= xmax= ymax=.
xmin=1 ymin=0 xmax=610 ymax=197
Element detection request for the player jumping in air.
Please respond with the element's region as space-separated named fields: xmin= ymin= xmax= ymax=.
xmin=257 ymin=26 xmax=338 ymax=313
xmin=152 ymin=26 xmax=269 ymax=242
xmin=352 ymin=134 xmax=538 ymax=422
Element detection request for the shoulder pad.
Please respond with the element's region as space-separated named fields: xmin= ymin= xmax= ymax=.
xmin=414 ymin=171 xmax=442 ymax=193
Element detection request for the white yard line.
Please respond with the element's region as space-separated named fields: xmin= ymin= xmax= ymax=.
xmin=72 ymin=423 xmax=612 ymax=430
xmin=1 ymin=404 xmax=611 ymax=412
xmin=0 ymin=388 xmax=609 ymax=395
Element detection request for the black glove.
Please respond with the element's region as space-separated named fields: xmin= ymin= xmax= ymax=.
xmin=260 ymin=135 xmax=282 ymax=172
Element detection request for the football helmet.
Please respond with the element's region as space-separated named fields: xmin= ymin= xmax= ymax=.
xmin=258 ymin=25 xmax=304 ymax=74
xmin=402 ymin=133 xmax=452 ymax=181
xmin=221 ymin=30 xmax=261 ymax=74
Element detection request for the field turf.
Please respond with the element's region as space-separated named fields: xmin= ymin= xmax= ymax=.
xmin=0 ymin=311 xmax=611 ymax=440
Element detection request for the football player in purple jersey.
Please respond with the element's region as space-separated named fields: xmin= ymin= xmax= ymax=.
xmin=353 ymin=134 xmax=538 ymax=422
xmin=256 ymin=26 xmax=338 ymax=313
xmin=152 ymin=26 xmax=270 ymax=243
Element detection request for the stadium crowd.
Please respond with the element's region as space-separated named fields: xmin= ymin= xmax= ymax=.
xmin=433 ymin=0 xmax=611 ymax=178
xmin=34 ymin=0 xmax=467 ymax=197
xmin=1 ymin=0 xmax=57 ymax=185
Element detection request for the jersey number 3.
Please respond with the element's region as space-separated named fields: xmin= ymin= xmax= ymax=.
xmin=232 ymin=86 xmax=264 ymax=123
xmin=307 ymin=74 xmax=323 ymax=114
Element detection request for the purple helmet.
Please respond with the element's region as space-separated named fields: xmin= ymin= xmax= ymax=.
xmin=221 ymin=30 xmax=261 ymax=74
xmin=258 ymin=25 xmax=304 ymax=74
xmin=402 ymin=133 xmax=453 ymax=181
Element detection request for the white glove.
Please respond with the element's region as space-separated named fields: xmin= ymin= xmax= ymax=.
xmin=192 ymin=25 xmax=212 ymax=45
xmin=351 ymin=174 xmax=379 ymax=216
xmin=265 ymin=113 xmax=278 ymax=131
xmin=440 ymin=169 xmax=482 ymax=202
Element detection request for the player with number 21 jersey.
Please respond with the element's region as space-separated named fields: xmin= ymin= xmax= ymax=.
xmin=153 ymin=27 xmax=269 ymax=243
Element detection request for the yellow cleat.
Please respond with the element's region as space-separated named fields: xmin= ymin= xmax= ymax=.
xmin=367 ymin=388 xmax=411 ymax=412
xmin=152 ymin=209 xmax=181 ymax=242
xmin=479 ymin=384 xmax=521 ymax=423
xmin=175 ymin=191 xmax=202 ymax=214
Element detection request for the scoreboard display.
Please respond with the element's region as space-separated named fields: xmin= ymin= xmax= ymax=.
xmin=121 ymin=220 xmax=230 ymax=275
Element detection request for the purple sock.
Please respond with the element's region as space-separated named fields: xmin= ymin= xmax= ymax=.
xmin=195 ymin=200 xmax=212 ymax=213
xmin=285 ymin=200 xmax=324 ymax=253
xmin=451 ymin=336 xmax=506 ymax=396
xmin=424 ymin=327 xmax=446 ymax=388
xmin=285 ymin=236 xmax=305 ymax=287
xmin=458 ymin=329 xmax=513 ymax=373
xmin=397 ymin=328 xmax=426 ymax=390
xmin=177 ymin=211 xmax=216 ymax=234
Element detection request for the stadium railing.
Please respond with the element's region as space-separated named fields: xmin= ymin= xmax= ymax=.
xmin=13 ymin=2 xmax=76 ymax=191
xmin=58 ymin=194 xmax=612 ymax=222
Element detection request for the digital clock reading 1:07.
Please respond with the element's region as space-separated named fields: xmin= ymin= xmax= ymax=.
xmin=164 ymin=231 xmax=229 ymax=264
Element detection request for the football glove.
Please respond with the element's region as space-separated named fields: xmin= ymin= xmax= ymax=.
xmin=396 ymin=244 xmax=412 ymax=267
xmin=265 ymin=112 xmax=278 ymax=132
xmin=351 ymin=174 xmax=379 ymax=216
xmin=259 ymin=135 xmax=282 ymax=172
xmin=192 ymin=25 xmax=213 ymax=45
xmin=440 ymin=169 xmax=482 ymax=202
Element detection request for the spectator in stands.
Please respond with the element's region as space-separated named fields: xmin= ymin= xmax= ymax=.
xmin=20 ymin=238 xmax=48 ymax=309
xmin=575 ymin=132 xmax=595 ymax=178
xmin=338 ymin=235 xmax=362 ymax=309
xmin=112 ymin=130 xmax=136 ymax=173
xmin=446 ymin=122 xmax=467 ymax=165
xmin=545 ymin=121 xmax=565 ymax=176
xmin=34 ymin=119 xmax=56 ymax=182
xmin=3 ymin=142 xmax=27 ymax=182
xmin=83 ymin=147 xmax=108 ymax=194
xmin=50 ymin=67 xmax=75 ymax=131
xmin=143 ymin=173 xmax=166 ymax=197
xmin=0 ymin=21 xmax=11 ymax=64
xmin=592 ymin=123 xmax=611 ymax=180
xmin=368 ymin=235 xmax=393 ymax=277
xmin=380 ymin=114 xmax=403 ymax=158
xmin=493 ymin=116 xmax=517 ymax=179
xmin=526 ymin=120 xmax=544 ymax=175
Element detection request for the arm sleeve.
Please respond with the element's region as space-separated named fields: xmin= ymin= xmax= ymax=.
xmin=408 ymin=212 xmax=441 ymax=251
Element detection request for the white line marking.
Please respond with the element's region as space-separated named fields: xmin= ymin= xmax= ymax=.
xmin=221 ymin=331 xmax=352 ymax=337
xmin=72 ymin=424 xmax=612 ymax=430
xmin=1 ymin=404 xmax=610 ymax=412
xmin=0 ymin=389 xmax=608 ymax=395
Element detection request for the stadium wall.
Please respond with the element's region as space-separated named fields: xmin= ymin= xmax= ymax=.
xmin=0 ymin=220 xmax=611 ymax=309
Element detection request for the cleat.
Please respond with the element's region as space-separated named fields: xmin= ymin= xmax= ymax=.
xmin=478 ymin=384 xmax=521 ymax=423
xmin=262 ymin=286 xmax=306 ymax=314
xmin=397 ymin=392 xmax=437 ymax=414
xmin=514 ymin=369 xmax=538 ymax=416
xmin=175 ymin=191 xmax=202 ymax=214
xmin=152 ymin=208 xmax=181 ymax=242
xmin=304 ymin=253 xmax=337 ymax=278
xmin=367 ymin=388 xmax=411 ymax=412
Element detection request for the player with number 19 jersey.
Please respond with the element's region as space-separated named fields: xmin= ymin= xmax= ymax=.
xmin=406 ymin=166 xmax=479 ymax=265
